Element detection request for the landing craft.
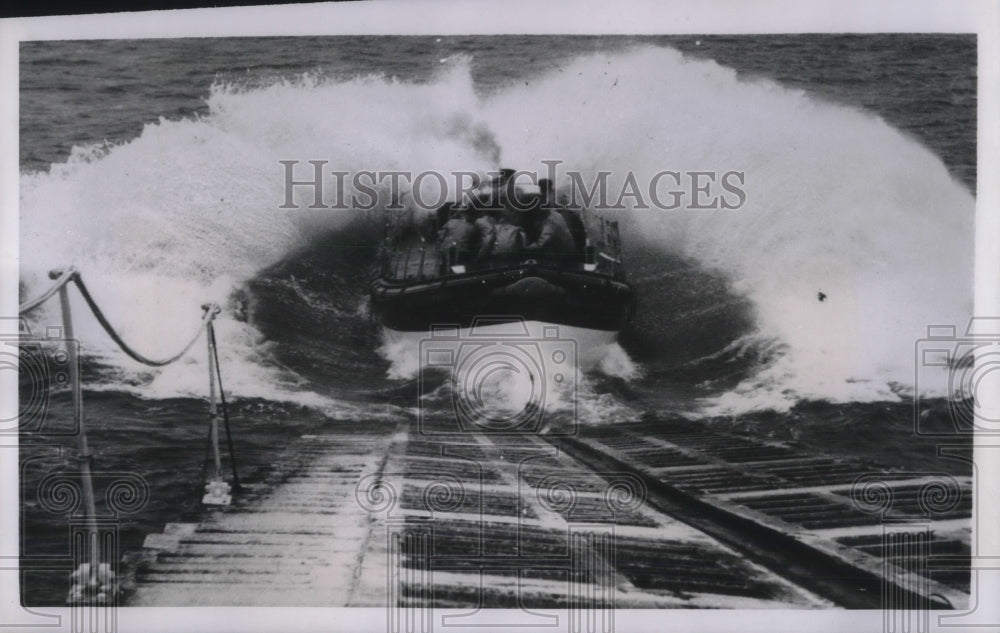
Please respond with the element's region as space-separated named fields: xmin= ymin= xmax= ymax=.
xmin=369 ymin=171 xmax=635 ymax=343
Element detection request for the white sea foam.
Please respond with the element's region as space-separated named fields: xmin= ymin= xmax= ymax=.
xmin=19 ymin=46 xmax=973 ymax=414
xmin=479 ymin=47 xmax=972 ymax=412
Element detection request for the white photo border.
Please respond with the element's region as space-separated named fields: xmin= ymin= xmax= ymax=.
xmin=1 ymin=1 xmax=997 ymax=632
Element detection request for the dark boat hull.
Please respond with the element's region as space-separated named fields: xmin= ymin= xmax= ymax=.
xmin=370 ymin=265 xmax=635 ymax=332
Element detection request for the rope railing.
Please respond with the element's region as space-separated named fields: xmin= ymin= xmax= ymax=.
xmin=73 ymin=274 xmax=216 ymax=367
xmin=21 ymin=268 xmax=218 ymax=366
xmin=17 ymin=267 xmax=76 ymax=314
xmin=18 ymin=266 xmax=239 ymax=605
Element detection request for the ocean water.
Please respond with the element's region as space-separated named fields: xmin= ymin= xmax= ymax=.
xmin=18 ymin=35 xmax=976 ymax=605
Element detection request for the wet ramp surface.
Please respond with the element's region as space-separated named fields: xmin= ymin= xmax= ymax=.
xmin=125 ymin=417 xmax=970 ymax=609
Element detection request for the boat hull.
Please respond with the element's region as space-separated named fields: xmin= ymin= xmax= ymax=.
xmin=369 ymin=265 xmax=635 ymax=332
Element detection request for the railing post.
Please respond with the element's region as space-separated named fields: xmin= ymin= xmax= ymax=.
xmin=201 ymin=309 xmax=230 ymax=506
xmin=208 ymin=325 xmax=222 ymax=479
xmin=22 ymin=271 xmax=236 ymax=600
xmin=53 ymin=270 xmax=111 ymax=604
xmin=55 ymin=275 xmax=98 ymax=540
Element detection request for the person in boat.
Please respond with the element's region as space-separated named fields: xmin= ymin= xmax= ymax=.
xmin=466 ymin=168 xmax=523 ymax=262
xmin=473 ymin=207 xmax=497 ymax=260
xmin=477 ymin=207 xmax=526 ymax=264
xmin=523 ymin=185 xmax=576 ymax=264
xmin=436 ymin=206 xmax=479 ymax=267
xmin=496 ymin=211 xmax=527 ymax=260
xmin=539 ymin=178 xmax=587 ymax=257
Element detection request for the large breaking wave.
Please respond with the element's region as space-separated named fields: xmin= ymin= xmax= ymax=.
xmin=19 ymin=46 xmax=973 ymax=415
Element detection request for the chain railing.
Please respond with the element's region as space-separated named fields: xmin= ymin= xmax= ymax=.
xmin=18 ymin=266 xmax=240 ymax=604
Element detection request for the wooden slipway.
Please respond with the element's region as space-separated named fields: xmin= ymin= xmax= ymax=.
xmin=125 ymin=417 xmax=971 ymax=610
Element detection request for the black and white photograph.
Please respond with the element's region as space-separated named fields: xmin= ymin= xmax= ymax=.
xmin=2 ymin=1 xmax=998 ymax=631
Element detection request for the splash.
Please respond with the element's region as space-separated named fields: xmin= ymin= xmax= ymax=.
xmin=20 ymin=46 xmax=973 ymax=414
xmin=380 ymin=321 xmax=638 ymax=427
xmin=19 ymin=61 xmax=499 ymax=403
xmin=478 ymin=46 xmax=973 ymax=412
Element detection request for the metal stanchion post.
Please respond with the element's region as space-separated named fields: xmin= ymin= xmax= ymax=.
xmin=23 ymin=272 xmax=234 ymax=600
xmin=55 ymin=272 xmax=114 ymax=604
xmin=201 ymin=313 xmax=230 ymax=506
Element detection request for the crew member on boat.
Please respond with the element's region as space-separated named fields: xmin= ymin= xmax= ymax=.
xmin=468 ymin=168 xmax=527 ymax=264
xmin=524 ymin=180 xmax=576 ymax=263
xmin=540 ymin=178 xmax=587 ymax=257
xmin=437 ymin=206 xmax=479 ymax=267
xmin=477 ymin=207 xmax=526 ymax=264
